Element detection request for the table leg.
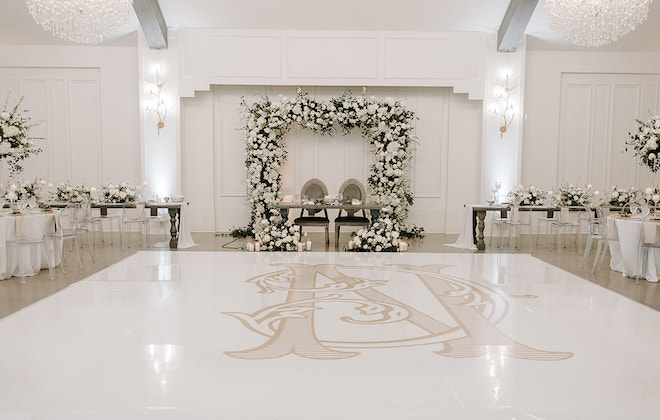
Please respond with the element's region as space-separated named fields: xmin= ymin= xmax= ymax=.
xmin=168 ymin=207 xmax=179 ymax=249
xmin=475 ymin=210 xmax=486 ymax=251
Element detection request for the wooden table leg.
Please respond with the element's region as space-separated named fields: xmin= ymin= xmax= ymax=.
xmin=168 ymin=207 xmax=179 ymax=249
xmin=475 ymin=210 xmax=486 ymax=251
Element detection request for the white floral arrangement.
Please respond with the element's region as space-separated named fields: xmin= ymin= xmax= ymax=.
xmin=242 ymin=91 xmax=417 ymax=252
xmin=626 ymin=116 xmax=660 ymax=173
xmin=605 ymin=185 xmax=640 ymax=207
xmin=54 ymin=182 xmax=92 ymax=203
xmin=506 ymin=185 xmax=547 ymax=206
xmin=100 ymin=182 xmax=137 ymax=203
xmin=4 ymin=179 xmax=43 ymax=201
xmin=555 ymin=184 xmax=595 ymax=207
xmin=639 ymin=186 xmax=660 ymax=206
xmin=0 ymin=95 xmax=43 ymax=173
xmin=353 ymin=217 xmax=400 ymax=252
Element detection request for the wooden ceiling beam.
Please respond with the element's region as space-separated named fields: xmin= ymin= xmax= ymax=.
xmin=497 ymin=0 xmax=539 ymax=52
xmin=133 ymin=0 xmax=168 ymax=50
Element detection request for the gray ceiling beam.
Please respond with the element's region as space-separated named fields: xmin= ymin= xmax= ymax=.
xmin=133 ymin=0 xmax=168 ymax=50
xmin=497 ymin=0 xmax=539 ymax=52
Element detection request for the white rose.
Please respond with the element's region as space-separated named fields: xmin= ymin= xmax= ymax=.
xmin=0 ymin=112 xmax=10 ymax=120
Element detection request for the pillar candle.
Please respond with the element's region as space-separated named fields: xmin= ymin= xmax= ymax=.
xmin=255 ymin=242 xmax=260 ymax=252
xmin=306 ymin=240 xmax=312 ymax=251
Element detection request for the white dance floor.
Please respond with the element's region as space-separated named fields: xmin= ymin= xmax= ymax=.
xmin=2 ymin=251 xmax=660 ymax=419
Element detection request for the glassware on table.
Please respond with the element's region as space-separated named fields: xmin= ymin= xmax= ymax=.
xmin=27 ymin=196 xmax=37 ymax=210
xmin=16 ymin=199 xmax=27 ymax=213
xmin=642 ymin=205 xmax=651 ymax=218
xmin=630 ymin=204 xmax=640 ymax=215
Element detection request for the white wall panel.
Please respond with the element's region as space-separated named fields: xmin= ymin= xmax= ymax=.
xmin=524 ymin=52 xmax=660 ymax=193
xmin=287 ymin=37 xmax=379 ymax=79
xmin=0 ymin=46 xmax=140 ymax=188
xmin=178 ymin=29 xmax=487 ymax=100
xmin=68 ymin=81 xmax=102 ymax=186
xmin=558 ymin=84 xmax=591 ymax=184
xmin=182 ymin=85 xmax=481 ymax=233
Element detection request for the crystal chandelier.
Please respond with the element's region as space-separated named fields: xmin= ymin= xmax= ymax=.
xmin=545 ymin=0 xmax=651 ymax=47
xmin=26 ymin=0 xmax=134 ymax=44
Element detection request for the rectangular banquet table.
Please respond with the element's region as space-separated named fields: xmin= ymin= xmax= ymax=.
xmin=470 ymin=205 xmax=563 ymax=251
xmin=46 ymin=202 xmax=183 ymax=249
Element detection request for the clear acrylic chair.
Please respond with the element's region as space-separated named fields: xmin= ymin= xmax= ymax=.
xmin=46 ymin=203 xmax=84 ymax=272
xmin=122 ymin=202 xmax=150 ymax=249
xmin=582 ymin=206 xmax=617 ymax=272
xmin=501 ymin=206 xmax=533 ymax=251
xmin=90 ymin=206 xmax=122 ymax=248
xmin=636 ymin=212 xmax=660 ymax=283
xmin=550 ymin=206 xmax=581 ymax=253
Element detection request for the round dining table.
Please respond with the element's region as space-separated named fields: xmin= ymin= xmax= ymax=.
xmin=0 ymin=209 xmax=60 ymax=280
xmin=608 ymin=214 xmax=660 ymax=282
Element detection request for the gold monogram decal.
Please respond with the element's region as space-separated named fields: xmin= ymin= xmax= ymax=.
xmin=223 ymin=264 xmax=573 ymax=361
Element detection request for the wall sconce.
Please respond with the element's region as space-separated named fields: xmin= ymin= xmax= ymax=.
xmin=144 ymin=68 xmax=169 ymax=135
xmin=491 ymin=73 xmax=518 ymax=139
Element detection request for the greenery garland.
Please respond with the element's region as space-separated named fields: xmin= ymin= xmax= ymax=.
xmin=241 ymin=92 xmax=417 ymax=251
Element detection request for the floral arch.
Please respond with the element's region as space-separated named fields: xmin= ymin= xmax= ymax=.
xmin=242 ymin=92 xmax=416 ymax=252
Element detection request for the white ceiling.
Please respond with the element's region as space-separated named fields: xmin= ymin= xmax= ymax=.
xmin=1 ymin=0 xmax=660 ymax=51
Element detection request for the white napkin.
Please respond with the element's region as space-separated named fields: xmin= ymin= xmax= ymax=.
xmin=644 ymin=221 xmax=660 ymax=244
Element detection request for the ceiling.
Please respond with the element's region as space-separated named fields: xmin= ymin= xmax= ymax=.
xmin=1 ymin=0 xmax=660 ymax=52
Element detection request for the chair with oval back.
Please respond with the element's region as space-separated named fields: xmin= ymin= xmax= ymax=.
xmin=294 ymin=178 xmax=330 ymax=245
xmin=334 ymin=179 xmax=370 ymax=246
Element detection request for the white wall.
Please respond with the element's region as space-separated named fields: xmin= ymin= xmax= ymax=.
xmin=523 ymin=51 xmax=660 ymax=191
xmin=0 ymin=46 xmax=141 ymax=186
xmin=181 ymin=86 xmax=482 ymax=233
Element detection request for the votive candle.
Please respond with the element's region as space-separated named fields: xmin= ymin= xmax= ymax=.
xmin=348 ymin=240 xmax=354 ymax=250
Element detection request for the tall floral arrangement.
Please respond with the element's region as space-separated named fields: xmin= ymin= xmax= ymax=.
xmin=100 ymin=182 xmax=137 ymax=203
xmin=242 ymin=92 xmax=416 ymax=252
xmin=506 ymin=185 xmax=547 ymax=206
xmin=626 ymin=116 xmax=660 ymax=173
xmin=0 ymin=95 xmax=43 ymax=173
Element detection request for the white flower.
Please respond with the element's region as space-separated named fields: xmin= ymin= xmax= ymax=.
xmin=0 ymin=112 xmax=9 ymax=120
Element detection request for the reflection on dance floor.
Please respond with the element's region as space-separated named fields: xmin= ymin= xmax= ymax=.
xmin=1 ymin=251 xmax=659 ymax=419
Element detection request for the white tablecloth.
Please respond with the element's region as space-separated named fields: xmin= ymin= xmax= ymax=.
xmin=0 ymin=211 xmax=59 ymax=280
xmin=608 ymin=215 xmax=660 ymax=282
xmin=447 ymin=205 xmax=477 ymax=250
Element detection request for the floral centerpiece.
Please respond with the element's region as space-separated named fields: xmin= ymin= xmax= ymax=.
xmin=54 ymin=182 xmax=92 ymax=203
xmin=100 ymin=182 xmax=137 ymax=203
xmin=506 ymin=185 xmax=547 ymax=206
xmin=605 ymin=185 xmax=640 ymax=207
xmin=555 ymin=184 xmax=595 ymax=206
xmin=626 ymin=116 xmax=660 ymax=173
xmin=353 ymin=217 xmax=400 ymax=252
xmin=0 ymin=95 xmax=43 ymax=173
xmin=639 ymin=186 xmax=660 ymax=206
xmin=4 ymin=179 xmax=43 ymax=201
xmin=242 ymin=91 xmax=417 ymax=252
